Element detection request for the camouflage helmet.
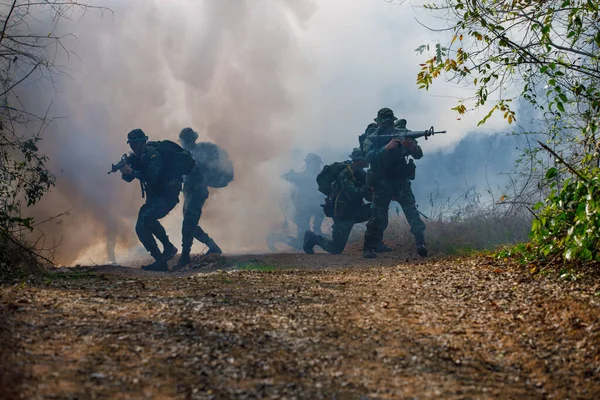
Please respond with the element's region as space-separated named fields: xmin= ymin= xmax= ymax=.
xmin=394 ymin=118 xmax=407 ymax=129
xmin=349 ymin=148 xmax=367 ymax=162
xmin=179 ymin=127 xmax=199 ymax=142
xmin=374 ymin=108 xmax=398 ymax=123
xmin=127 ymin=128 xmax=148 ymax=144
xmin=304 ymin=153 xmax=322 ymax=164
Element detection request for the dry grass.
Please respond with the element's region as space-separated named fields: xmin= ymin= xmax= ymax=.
xmin=345 ymin=206 xmax=532 ymax=256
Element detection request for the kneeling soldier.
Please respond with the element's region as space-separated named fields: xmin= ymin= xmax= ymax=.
xmin=303 ymin=148 xmax=371 ymax=254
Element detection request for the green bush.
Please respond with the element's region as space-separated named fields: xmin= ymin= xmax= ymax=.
xmin=530 ymin=167 xmax=600 ymax=262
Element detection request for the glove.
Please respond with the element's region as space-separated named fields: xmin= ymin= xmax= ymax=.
xmin=402 ymin=139 xmax=417 ymax=152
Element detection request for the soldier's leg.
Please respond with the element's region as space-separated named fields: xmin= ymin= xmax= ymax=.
xmin=287 ymin=209 xmax=309 ymax=249
xmin=363 ymin=186 xmax=392 ymax=254
xmin=294 ymin=210 xmax=311 ymax=239
xmin=354 ymin=203 xmax=372 ymax=224
xmin=144 ymin=197 xmax=178 ymax=259
xmin=395 ymin=182 xmax=427 ymax=256
xmin=312 ymin=209 xmax=325 ymax=236
xmin=181 ymin=193 xmax=202 ymax=256
xmin=314 ymin=218 xmax=354 ymax=254
xmin=135 ymin=199 xmax=171 ymax=261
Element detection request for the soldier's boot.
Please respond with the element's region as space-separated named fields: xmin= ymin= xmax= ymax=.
xmin=374 ymin=242 xmax=393 ymax=253
xmin=363 ymin=249 xmax=378 ymax=259
xmin=415 ymin=232 xmax=428 ymax=257
xmin=162 ymin=242 xmax=178 ymax=261
xmin=142 ymin=251 xmax=169 ymax=272
xmin=204 ymin=238 xmax=222 ymax=255
xmin=176 ymin=251 xmax=191 ymax=268
xmin=303 ymin=231 xmax=317 ymax=254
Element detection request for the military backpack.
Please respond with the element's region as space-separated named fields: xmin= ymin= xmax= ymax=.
xmin=195 ymin=142 xmax=234 ymax=188
xmin=147 ymin=140 xmax=195 ymax=178
xmin=316 ymin=161 xmax=350 ymax=196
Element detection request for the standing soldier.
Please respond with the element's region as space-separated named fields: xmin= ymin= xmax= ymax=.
xmin=176 ymin=127 xmax=223 ymax=268
xmin=270 ymin=153 xmax=325 ymax=250
xmin=303 ymin=148 xmax=372 ymax=254
xmin=119 ymin=129 xmax=183 ymax=271
xmin=361 ymin=108 xmax=427 ymax=259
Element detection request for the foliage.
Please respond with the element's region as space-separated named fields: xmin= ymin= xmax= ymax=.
xmin=0 ymin=1 xmax=105 ymax=266
xmin=530 ymin=164 xmax=600 ymax=262
xmin=415 ymin=0 xmax=600 ymax=135
xmin=414 ymin=0 xmax=600 ymax=264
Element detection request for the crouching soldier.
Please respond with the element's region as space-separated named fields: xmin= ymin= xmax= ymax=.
xmin=303 ymin=148 xmax=372 ymax=254
xmin=120 ymin=129 xmax=183 ymax=271
xmin=176 ymin=127 xmax=224 ymax=267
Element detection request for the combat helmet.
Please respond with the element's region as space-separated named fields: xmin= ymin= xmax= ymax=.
xmin=127 ymin=128 xmax=148 ymax=144
xmin=374 ymin=108 xmax=398 ymax=123
xmin=179 ymin=127 xmax=199 ymax=142
xmin=304 ymin=153 xmax=323 ymax=165
xmin=349 ymin=148 xmax=367 ymax=162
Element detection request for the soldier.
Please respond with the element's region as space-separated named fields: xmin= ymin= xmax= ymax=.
xmin=358 ymin=122 xmax=378 ymax=150
xmin=271 ymin=153 xmax=325 ymax=250
xmin=361 ymin=109 xmax=427 ymax=259
xmin=303 ymin=148 xmax=372 ymax=254
xmin=176 ymin=128 xmax=223 ymax=267
xmin=394 ymin=118 xmax=408 ymax=130
xmin=120 ymin=129 xmax=181 ymax=271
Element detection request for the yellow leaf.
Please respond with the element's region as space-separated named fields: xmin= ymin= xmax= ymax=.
xmin=530 ymin=266 xmax=537 ymax=275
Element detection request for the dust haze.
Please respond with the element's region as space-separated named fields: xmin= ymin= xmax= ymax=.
xmin=19 ymin=0 xmax=525 ymax=264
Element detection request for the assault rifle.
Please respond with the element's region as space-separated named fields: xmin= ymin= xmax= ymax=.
xmin=377 ymin=126 xmax=446 ymax=141
xmin=107 ymin=153 xmax=133 ymax=174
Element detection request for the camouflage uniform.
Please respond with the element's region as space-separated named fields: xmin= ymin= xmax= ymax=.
xmin=358 ymin=122 xmax=379 ymax=150
xmin=177 ymin=128 xmax=222 ymax=266
xmin=304 ymin=149 xmax=371 ymax=254
xmin=361 ymin=109 xmax=427 ymax=258
xmin=121 ymin=129 xmax=181 ymax=270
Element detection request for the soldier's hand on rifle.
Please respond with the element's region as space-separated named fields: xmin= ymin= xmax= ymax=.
xmin=384 ymin=139 xmax=400 ymax=151
xmin=402 ymin=139 xmax=417 ymax=152
xmin=120 ymin=164 xmax=133 ymax=175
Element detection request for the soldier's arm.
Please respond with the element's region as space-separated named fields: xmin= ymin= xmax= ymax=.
xmin=120 ymin=157 xmax=141 ymax=182
xmin=363 ymin=137 xmax=385 ymax=165
xmin=339 ymin=168 xmax=365 ymax=203
xmin=410 ymin=140 xmax=423 ymax=159
xmin=121 ymin=173 xmax=134 ymax=183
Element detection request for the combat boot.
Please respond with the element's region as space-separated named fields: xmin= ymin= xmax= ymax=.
xmin=414 ymin=232 xmax=428 ymax=257
xmin=205 ymin=239 xmax=222 ymax=255
xmin=162 ymin=243 xmax=178 ymax=261
xmin=363 ymin=249 xmax=378 ymax=259
xmin=176 ymin=252 xmax=191 ymax=268
xmin=141 ymin=255 xmax=168 ymax=272
xmin=303 ymin=231 xmax=317 ymax=254
xmin=374 ymin=242 xmax=393 ymax=253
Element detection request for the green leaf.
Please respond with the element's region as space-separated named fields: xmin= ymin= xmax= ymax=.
xmin=556 ymin=101 xmax=565 ymax=112
xmin=545 ymin=167 xmax=558 ymax=180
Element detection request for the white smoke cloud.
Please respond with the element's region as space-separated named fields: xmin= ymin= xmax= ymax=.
xmin=21 ymin=0 xmax=514 ymax=264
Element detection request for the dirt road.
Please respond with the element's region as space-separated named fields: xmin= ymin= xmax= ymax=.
xmin=1 ymin=251 xmax=599 ymax=399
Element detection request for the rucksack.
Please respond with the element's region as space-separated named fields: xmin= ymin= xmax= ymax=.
xmin=147 ymin=140 xmax=195 ymax=178
xmin=194 ymin=142 xmax=234 ymax=188
xmin=316 ymin=161 xmax=350 ymax=196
